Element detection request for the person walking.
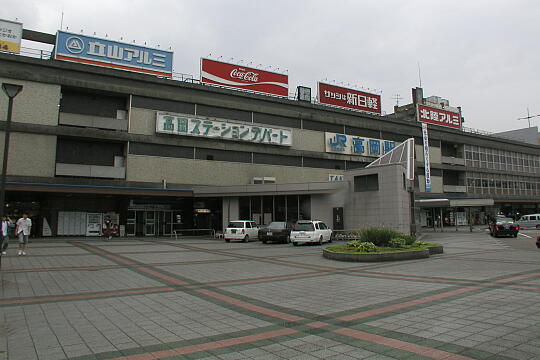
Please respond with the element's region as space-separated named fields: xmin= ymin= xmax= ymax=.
xmin=15 ymin=213 xmax=32 ymax=256
xmin=1 ymin=216 xmax=13 ymax=255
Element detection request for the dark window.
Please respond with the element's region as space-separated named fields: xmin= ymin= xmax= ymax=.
xmin=253 ymin=113 xmax=301 ymax=129
xmin=206 ymin=155 xmax=214 ymax=161
xmin=346 ymin=161 xmax=368 ymax=170
xmin=430 ymin=168 xmax=443 ymax=176
xmin=56 ymin=138 xmax=124 ymax=166
xmin=346 ymin=127 xmax=381 ymax=138
xmin=303 ymin=120 xmax=343 ymax=133
xmin=354 ymin=174 xmax=379 ymax=192
xmin=253 ymin=153 xmax=302 ymax=167
xmin=293 ymin=222 xmax=314 ymax=231
xmin=286 ymin=195 xmax=298 ymax=223
xmin=195 ymin=148 xmax=251 ymax=163
xmin=239 ymin=197 xmax=250 ymax=219
xmin=197 ymin=104 xmax=251 ymax=122
xmin=129 ymin=142 xmax=193 ymax=159
xmin=299 ymin=195 xmax=311 ymax=220
xmin=131 ymin=96 xmax=195 ymax=114
xmin=303 ymin=157 xmax=345 ymax=170
xmin=60 ymin=90 xmax=126 ymax=118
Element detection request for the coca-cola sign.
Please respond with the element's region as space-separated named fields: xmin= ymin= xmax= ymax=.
xmin=201 ymin=58 xmax=288 ymax=97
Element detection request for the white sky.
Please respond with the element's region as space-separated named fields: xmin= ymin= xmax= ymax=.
xmin=2 ymin=0 xmax=540 ymax=132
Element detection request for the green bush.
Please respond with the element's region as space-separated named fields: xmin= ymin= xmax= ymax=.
xmin=388 ymin=237 xmax=407 ymax=248
xmin=402 ymin=234 xmax=417 ymax=245
xmin=346 ymin=240 xmax=377 ymax=252
xmin=358 ymin=227 xmax=401 ymax=247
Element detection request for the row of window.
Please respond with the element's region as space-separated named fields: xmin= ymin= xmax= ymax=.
xmin=464 ymin=144 xmax=540 ymax=174
xmin=466 ymin=172 xmax=540 ymax=195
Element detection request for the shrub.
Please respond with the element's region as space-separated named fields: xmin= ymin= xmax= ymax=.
xmin=402 ymin=234 xmax=417 ymax=245
xmin=346 ymin=240 xmax=377 ymax=252
xmin=388 ymin=237 xmax=407 ymax=248
xmin=358 ymin=227 xmax=401 ymax=247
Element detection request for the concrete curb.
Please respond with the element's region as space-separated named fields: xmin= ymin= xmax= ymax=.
xmin=322 ymin=248 xmax=430 ymax=262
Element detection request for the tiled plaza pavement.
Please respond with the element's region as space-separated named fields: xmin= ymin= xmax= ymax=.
xmin=1 ymin=231 xmax=539 ymax=359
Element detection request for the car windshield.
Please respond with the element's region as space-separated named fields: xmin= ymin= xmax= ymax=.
xmin=267 ymin=222 xmax=286 ymax=229
xmin=227 ymin=222 xmax=244 ymax=228
xmin=496 ymin=218 xmax=514 ymax=224
xmin=293 ymin=222 xmax=315 ymax=231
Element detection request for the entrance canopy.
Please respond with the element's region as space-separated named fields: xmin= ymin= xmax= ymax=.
xmin=416 ymin=198 xmax=494 ymax=208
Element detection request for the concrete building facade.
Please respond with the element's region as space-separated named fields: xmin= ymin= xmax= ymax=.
xmin=1 ymin=32 xmax=540 ymax=237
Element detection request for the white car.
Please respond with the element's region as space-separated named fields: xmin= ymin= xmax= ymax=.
xmin=224 ymin=220 xmax=259 ymax=242
xmin=290 ymin=220 xmax=333 ymax=246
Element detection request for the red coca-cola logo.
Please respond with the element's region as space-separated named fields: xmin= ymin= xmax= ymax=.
xmin=230 ymin=68 xmax=259 ymax=82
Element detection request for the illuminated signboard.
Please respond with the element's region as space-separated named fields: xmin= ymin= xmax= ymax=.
xmin=55 ymin=31 xmax=173 ymax=77
xmin=156 ymin=112 xmax=293 ymax=146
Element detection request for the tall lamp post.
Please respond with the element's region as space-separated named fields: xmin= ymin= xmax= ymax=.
xmin=0 ymin=83 xmax=23 ymax=219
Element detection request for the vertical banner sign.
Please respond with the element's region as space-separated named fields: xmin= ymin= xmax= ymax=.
xmin=201 ymin=58 xmax=288 ymax=97
xmin=55 ymin=31 xmax=173 ymax=77
xmin=318 ymin=82 xmax=381 ymax=114
xmin=421 ymin=123 xmax=432 ymax=192
xmin=0 ymin=19 xmax=23 ymax=53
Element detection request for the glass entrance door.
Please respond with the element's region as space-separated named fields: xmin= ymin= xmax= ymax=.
xmin=127 ymin=210 xmax=136 ymax=236
xmin=144 ymin=211 xmax=156 ymax=236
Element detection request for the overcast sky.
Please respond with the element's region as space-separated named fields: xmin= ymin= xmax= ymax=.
xmin=2 ymin=0 xmax=540 ymax=132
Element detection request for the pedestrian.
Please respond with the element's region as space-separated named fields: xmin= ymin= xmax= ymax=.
xmin=15 ymin=213 xmax=32 ymax=256
xmin=103 ymin=216 xmax=112 ymax=241
xmin=1 ymin=216 xmax=13 ymax=255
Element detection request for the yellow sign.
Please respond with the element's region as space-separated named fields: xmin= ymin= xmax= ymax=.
xmin=0 ymin=19 xmax=22 ymax=54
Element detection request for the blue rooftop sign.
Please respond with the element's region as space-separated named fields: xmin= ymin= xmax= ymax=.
xmin=54 ymin=31 xmax=173 ymax=77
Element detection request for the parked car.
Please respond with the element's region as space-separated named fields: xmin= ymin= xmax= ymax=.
xmin=489 ymin=217 xmax=519 ymax=238
xmin=224 ymin=220 xmax=259 ymax=242
xmin=516 ymin=214 xmax=540 ymax=229
xmin=258 ymin=222 xmax=293 ymax=244
xmin=290 ymin=220 xmax=332 ymax=246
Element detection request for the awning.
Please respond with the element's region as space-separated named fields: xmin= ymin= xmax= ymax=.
xmin=416 ymin=198 xmax=494 ymax=208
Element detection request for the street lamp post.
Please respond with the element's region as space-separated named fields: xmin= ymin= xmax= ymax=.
xmin=0 ymin=83 xmax=23 ymax=219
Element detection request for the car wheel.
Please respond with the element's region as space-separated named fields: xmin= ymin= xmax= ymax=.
xmin=493 ymin=232 xmax=498 ymax=238
xmin=319 ymin=236 xmax=323 ymax=245
xmin=293 ymin=242 xmax=299 ymax=246
xmin=262 ymin=240 xmax=267 ymax=244
xmin=513 ymin=233 xmax=518 ymax=238
xmin=225 ymin=239 xmax=230 ymax=243
xmin=243 ymin=235 xmax=249 ymax=243
xmin=285 ymin=235 xmax=290 ymax=244
xmin=328 ymin=233 xmax=333 ymax=243
xmin=536 ymin=225 xmax=540 ymax=230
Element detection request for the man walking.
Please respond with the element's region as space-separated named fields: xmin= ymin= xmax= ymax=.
xmin=16 ymin=213 xmax=32 ymax=256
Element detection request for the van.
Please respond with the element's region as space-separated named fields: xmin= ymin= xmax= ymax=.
xmin=516 ymin=214 xmax=540 ymax=229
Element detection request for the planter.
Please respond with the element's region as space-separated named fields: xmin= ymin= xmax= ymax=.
xmin=428 ymin=245 xmax=444 ymax=255
xmin=323 ymin=248 xmax=430 ymax=262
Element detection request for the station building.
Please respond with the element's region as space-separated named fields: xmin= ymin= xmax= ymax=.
xmin=1 ymin=30 xmax=539 ymax=237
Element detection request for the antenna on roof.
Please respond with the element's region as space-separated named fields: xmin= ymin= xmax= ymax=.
xmin=417 ymin=61 xmax=422 ymax=88
xmin=392 ymin=94 xmax=403 ymax=106
xmin=517 ymin=107 xmax=540 ymax=128
xmin=60 ymin=9 xmax=64 ymax=30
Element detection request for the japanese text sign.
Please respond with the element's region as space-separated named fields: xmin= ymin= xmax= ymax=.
xmin=421 ymin=123 xmax=432 ymax=192
xmin=0 ymin=19 xmax=22 ymax=54
xmin=325 ymin=132 xmax=395 ymax=157
xmin=156 ymin=112 xmax=293 ymax=146
xmin=201 ymin=58 xmax=288 ymax=97
xmin=318 ymin=82 xmax=381 ymax=114
xmin=417 ymin=104 xmax=461 ymax=129
xmin=55 ymin=31 xmax=173 ymax=77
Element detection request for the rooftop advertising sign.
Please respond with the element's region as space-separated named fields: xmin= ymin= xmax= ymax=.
xmin=417 ymin=104 xmax=461 ymax=129
xmin=156 ymin=112 xmax=293 ymax=146
xmin=318 ymin=82 xmax=381 ymax=114
xmin=200 ymin=58 xmax=288 ymax=97
xmin=0 ymin=19 xmax=22 ymax=54
xmin=54 ymin=31 xmax=173 ymax=77
xmin=325 ymin=132 xmax=396 ymax=157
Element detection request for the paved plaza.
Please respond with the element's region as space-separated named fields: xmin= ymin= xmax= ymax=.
xmin=0 ymin=230 xmax=539 ymax=360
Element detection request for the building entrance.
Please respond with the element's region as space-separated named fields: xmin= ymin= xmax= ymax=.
xmin=126 ymin=210 xmax=178 ymax=236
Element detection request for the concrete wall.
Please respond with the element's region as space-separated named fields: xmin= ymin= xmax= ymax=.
xmin=126 ymin=154 xmax=336 ymax=186
xmin=222 ymin=197 xmax=239 ymax=230
xmin=0 ymin=77 xmax=60 ymax=126
xmin=417 ymin=175 xmax=443 ymax=193
xmin=0 ymin=132 xmax=56 ymax=177
xmin=129 ymin=108 xmax=155 ymax=135
xmin=310 ymin=189 xmax=347 ymax=227
xmin=415 ymin=144 xmax=441 ymax=164
xmin=343 ymin=164 xmax=411 ymax=235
